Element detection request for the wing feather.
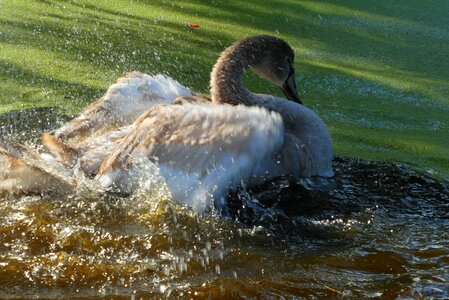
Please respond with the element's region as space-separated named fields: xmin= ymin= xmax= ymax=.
xmin=96 ymin=103 xmax=284 ymax=212
xmin=0 ymin=139 xmax=75 ymax=196
xmin=55 ymin=72 xmax=192 ymax=141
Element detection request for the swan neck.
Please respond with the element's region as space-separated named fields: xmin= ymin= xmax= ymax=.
xmin=210 ymin=50 xmax=257 ymax=106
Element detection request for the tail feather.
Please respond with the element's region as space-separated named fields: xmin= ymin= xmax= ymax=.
xmin=41 ymin=133 xmax=79 ymax=167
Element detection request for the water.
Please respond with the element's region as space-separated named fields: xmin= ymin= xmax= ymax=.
xmin=1 ymin=111 xmax=448 ymax=299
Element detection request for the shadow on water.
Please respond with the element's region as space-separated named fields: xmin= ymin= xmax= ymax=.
xmin=223 ymin=157 xmax=449 ymax=298
xmin=1 ymin=0 xmax=231 ymax=97
xmin=230 ymin=157 xmax=449 ymax=233
xmin=5 ymin=0 xmax=448 ymax=107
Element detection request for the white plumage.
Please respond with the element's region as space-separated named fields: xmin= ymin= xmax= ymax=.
xmin=1 ymin=35 xmax=334 ymax=215
xmin=55 ymin=72 xmax=192 ymax=140
xmin=96 ymin=103 xmax=284 ymax=212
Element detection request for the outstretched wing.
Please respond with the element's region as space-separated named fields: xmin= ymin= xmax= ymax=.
xmin=96 ymin=103 xmax=284 ymax=212
xmin=55 ymin=72 xmax=192 ymax=141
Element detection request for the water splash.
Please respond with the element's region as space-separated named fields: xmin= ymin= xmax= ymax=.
xmin=1 ymin=146 xmax=448 ymax=298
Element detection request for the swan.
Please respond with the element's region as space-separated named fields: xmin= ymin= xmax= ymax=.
xmin=1 ymin=35 xmax=333 ymax=212
xmin=95 ymin=35 xmax=333 ymax=212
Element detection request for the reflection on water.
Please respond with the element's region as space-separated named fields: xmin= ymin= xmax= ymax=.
xmin=0 ymin=109 xmax=448 ymax=299
xmin=1 ymin=155 xmax=448 ymax=299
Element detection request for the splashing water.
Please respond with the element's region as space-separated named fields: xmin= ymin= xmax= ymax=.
xmin=0 ymin=110 xmax=448 ymax=299
xmin=1 ymin=157 xmax=448 ymax=298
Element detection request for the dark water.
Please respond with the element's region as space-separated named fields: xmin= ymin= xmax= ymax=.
xmin=1 ymin=109 xmax=448 ymax=299
xmin=1 ymin=158 xmax=448 ymax=299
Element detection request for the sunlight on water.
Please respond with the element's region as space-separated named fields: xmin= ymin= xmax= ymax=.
xmin=0 ymin=110 xmax=448 ymax=298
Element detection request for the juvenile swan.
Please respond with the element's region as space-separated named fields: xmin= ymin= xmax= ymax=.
xmin=96 ymin=35 xmax=333 ymax=213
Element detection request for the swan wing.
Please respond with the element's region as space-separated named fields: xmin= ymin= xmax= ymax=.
xmin=56 ymin=72 xmax=192 ymax=141
xmin=42 ymin=126 xmax=132 ymax=178
xmin=76 ymin=126 xmax=132 ymax=177
xmin=172 ymin=94 xmax=211 ymax=105
xmin=0 ymin=138 xmax=75 ymax=196
xmin=96 ymin=103 xmax=284 ymax=212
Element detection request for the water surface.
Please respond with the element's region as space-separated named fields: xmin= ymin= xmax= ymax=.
xmin=0 ymin=110 xmax=448 ymax=299
xmin=1 ymin=160 xmax=448 ymax=299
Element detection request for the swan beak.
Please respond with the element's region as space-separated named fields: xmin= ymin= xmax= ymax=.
xmin=281 ymin=73 xmax=302 ymax=104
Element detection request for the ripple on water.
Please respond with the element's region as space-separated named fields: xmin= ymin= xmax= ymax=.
xmin=0 ymin=157 xmax=448 ymax=298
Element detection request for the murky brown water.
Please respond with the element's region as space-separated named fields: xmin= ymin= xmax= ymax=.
xmin=1 ymin=110 xmax=448 ymax=299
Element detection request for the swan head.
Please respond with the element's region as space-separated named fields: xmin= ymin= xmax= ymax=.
xmin=246 ymin=35 xmax=302 ymax=104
